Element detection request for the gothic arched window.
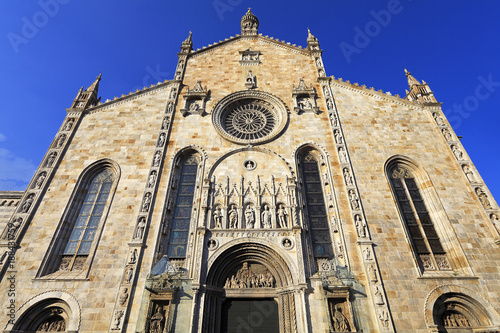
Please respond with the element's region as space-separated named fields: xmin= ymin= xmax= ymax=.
xmin=166 ymin=154 xmax=200 ymax=259
xmin=301 ymin=152 xmax=333 ymax=258
xmin=388 ymin=164 xmax=451 ymax=272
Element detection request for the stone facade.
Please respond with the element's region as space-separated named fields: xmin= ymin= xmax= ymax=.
xmin=1 ymin=9 xmax=499 ymax=333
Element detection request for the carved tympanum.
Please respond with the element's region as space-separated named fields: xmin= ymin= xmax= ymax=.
xmin=224 ymin=262 xmax=276 ymax=288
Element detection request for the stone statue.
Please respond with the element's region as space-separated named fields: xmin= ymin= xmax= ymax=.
xmin=170 ymin=88 xmax=177 ymax=99
xmin=378 ymin=309 xmax=389 ymax=328
xmin=323 ymin=86 xmax=330 ymax=97
xmin=261 ymin=205 xmax=272 ymax=228
xmin=64 ymin=118 xmax=74 ymax=131
xmin=245 ymin=206 xmax=255 ymax=228
xmin=148 ymin=171 xmax=157 ymax=188
xmin=157 ymin=133 xmax=166 ymax=147
xmin=21 ymin=194 xmax=34 ymax=213
xmin=349 ymin=190 xmax=359 ymax=210
xmin=463 ymin=165 xmax=475 ymax=182
xmin=452 ymin=145 xmax=463 ymax=160
xmin=339 ymin=147 xmax=348 ymax=163
xmin=142 ymin=193 xmax=151 ymax=212
xmin=442 ymin=128 xmax=452 ymax=141
xmin=228 ymin=205 xmax=238 ymax=228
xmin=476 ymin=188 xmax=492 ymax=209
xmin=135 ymin=218 xmax=146 ymax=239
xmin=189 ymin=101 xmax=199 ymax=112
xmin=363 ymin=247 xmax=372 ymax=260
xmin=35 ymin=172 xmax=46 ymax=189
xmin=375 ymin=286 xmax=384 ymax=305
xmin=334 ymin=130 xmax=343 ymax=144
xmin=277 ymin=204 xmax=288 ymax=228
xmin=433 ymin=113 xmax=445 ymax=126
xmin=129 ymin=249 xmax=137 ymax=264
xmin=368 ymin=264 xmax=378 ymax=282
xmin=491 ymin=213 xmax=500 ymax=233
xmin=327 ymin=99 xmax=334 ymax=111
xmin=329 ymin=304 xmax=350 ymax=332
xmin=344 ymin=168 xmax=353 ymax=186
xmin=125 ymin=267 xmax=134 ymax=284
xmin=8 ymin=217 xmax=22 ymax=237
xmin=56 ymin=134 xmax=66 ymax=148
xmin=282 ymin=238 xmax=292 ymax=249
xmin=167 ymin=102 xmax=174 ymax=113
xmin=119 ymin=288 xmax=129 ymax=306
xmin=355 ymin=214 xmax=366 ymax=238
xmin=316 ymin=58 xmax=322 ymax=67
xmin=162 ymin=117 xmax=170 ymax=130
xmin=46 ymin=152 xmax=57 ymax=167
xmin=149 ymin=306 xmax=165 ymax=333
xmin=153 ymin=151 xmax=161 ymax=167
xmin=112 ymin=310 xmax=124 ymax=330
xmin=319 ymin=69 xmax=326 ymax=77
xmin=213 ymin=207 xmax=222 ymax=228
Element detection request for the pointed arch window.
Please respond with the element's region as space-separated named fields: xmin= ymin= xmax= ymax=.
xmin=389 ymin=165 xmax=451 ymax=271
xmin=301 ymin=152 xmax=333 ymax=258
xmin=167 ymin=154 xmax=199 ymax=259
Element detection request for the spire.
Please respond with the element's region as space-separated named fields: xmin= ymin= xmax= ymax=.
xmin=86 ymin=72 xmax=102 ymax=92
xmin=180 ymin=31 xmax=193 ymax=53
xmin=241 ymin=8 xmax=259 ymax=36
xmin=70 ymin=73 xmax=102 ymax=109
xmin=307 ymin=28 xmax=320 ymax=52
xmin=403 ymin=68 xmax=438 ymax=104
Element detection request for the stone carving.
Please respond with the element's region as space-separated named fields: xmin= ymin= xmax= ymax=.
xmin=125 ymin=267 xmax=134 ymax=284
xmin=135 ymin=217 xmax=146 ymax=239
xmin=421 ymin=255 xmax=435 ymax=270
xmin=368 ymin=264 xmax=378 ymax=282
xmin=462 ymin=165 xmax=475 ymax=182
xmin=375 ymin=285 xmax=384 ymax=305
xmin=451 ymin=145 xmax=463 ymax=160
xmin=244 ymin=159 xmax=256 ymax=170
xmin=443 ymin=311 xmax=470 ymax=327
xmin=363 ymin=247 xmax=372 ymax=261
xmin=329 ymin=304 xmax=351 ymax=332
xmin=476 ymin=187 xmax=492 ymax=209
xmin=343 ymin=168 xmax=353 ymax=186
xmin=157 ymin=133 xmax=166 ymax=147
xmin=181 ymin=81 xmax=209 ymax=116
xmin=355 ymin=214 xmax=366 ymax=238
xmin=112 ymin=310 xmax=124 ymax=330
xmin=319 ymin=69 xmax=326 ymax=77
xmin=378 ymin=309 xmax=389 ymax=328
xmin=142 ymin=193 xmax=152 ymax=212
xmin=277 ymin=204 xmax=288 ymax=228
xmin=316 ymin=58 xmax=323 ymax=68
xmin=436 ymin=255 xmax=451 ymax=270
xmin=491 ymin=213 xmax=500 ymax=232
xmin=293 ymin=78 xmax=318 ymax=113
xmin=228 ymin=205 xmax=238 ymax=228
xmin=129 ymin=249 xmax=137 ymax=264
xmin=21 ymin=194 xmax=34 ymax=213
xmin=334 ymin=130 xmax=343 ymax=144
xmin=442 ymin=128 xmax=452 ymax=141
xmin=339 ymin=147 xmax=348 ymax=163
xmin=167 ymin=102 xmax=174 ymax=113
xmin=323 ymin=86 xmax=330 ymax=97
xmin=213 ymin=206 xmax=222 ymax=228
xmin=7 ymin=217 xmax=22 ymax=238
xmin=433 ymin=112 xmax=445 ymax=126
xmin=348 ymin=190 xmax=359 ymax=210
xmin=261 ymin=205 xmax=272 ymax=228
xmin=245 ymin=206 xmax=255 ymax=228
xmin=245 ymin=70 xmax=256 ymax=89
xmin=327 ymin=99 xmax=334 ymax=111
xmin=46 ymin=152 xmax=57 ymax=167
xmin=162 ymin=116 xmax=170 ymax=130
xmin=282 ymin=237 xmax=292 ymax=249
xmin=170 ymin=88 xmax=177 ymax=100
xmin=36 ymin=309 xmax=66 ymax=332
xmin=35 ymin=172 xmax=46 ymax=189
xmin=153 ymin=151 xmax=161 ymax=167
xmin=56 ymin=134 xmax=66 ymax=148
xmin=207 ymin=239 xmax=217 ymax=250
xmin=119 ymin=288 xmax=129 ymax=306
xmin=148 ymin=171 xmax=157 ymax=188
xmin=64 ymin=118 xmax=74 ymax=131
xmin=150 ymin=306 xmax=166 ymax=333
xmin=239 ymin=48 xmax=260 ymax=64
xmin=224 ymin=262 xmax=276 ymax=288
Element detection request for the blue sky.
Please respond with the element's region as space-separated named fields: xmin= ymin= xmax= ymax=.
xmin=0 ymin=1 xmax=499 ymax=201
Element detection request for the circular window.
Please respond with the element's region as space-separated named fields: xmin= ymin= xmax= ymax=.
xmin=212 ymin=91 xmax=288 ymax=145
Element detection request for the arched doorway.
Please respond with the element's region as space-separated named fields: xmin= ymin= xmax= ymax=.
xmin=202 ymin=242 xmax=298 ymax=333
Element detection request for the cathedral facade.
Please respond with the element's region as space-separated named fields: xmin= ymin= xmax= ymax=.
xmin=1 ymin=10 xmax=500 ymax=333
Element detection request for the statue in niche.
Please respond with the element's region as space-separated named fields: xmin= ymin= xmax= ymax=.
xmin=442 ymin=128 xmax=452 ymax=141
xmin=8 ymin=217 xmax=22 ymax=237
xmin=375 ymin=286 xmax=384 ymax=305
xmin=491 ymin=213 xmax=500 ymax=232
xmin=334 ymin=130 xmax=343 ymax=144
xmin=261 ymin=205 xmax=272 ymax=228
xmin=228 ymin=205 xmax=238 ymax=228
xmin=148 ymin=171 xmax=157 ymax=188
xmin=343 ymin=168 xmax=353 ymax=186
xmin=213 ymin=207 xmax=222 ymax=228
xmin=175 ymin=72 xmax=181 ymax=80
xmin=112 ymin=310 xmax=124 ymax=330
xmin=129 ymin=249 xmax=137 ymax=264
xmin=142 ymin=193 xmax=152 ymax=212
xmin=169 ymin=88 xmax=177 ymax=99
xmin=56 ymin=134 xmax=66 ymax=148
xmin=135 ymin=217 xmax=146 ymax=239
xmin=277 ymin=204 xmax=288 ymax=228
xmin=125 ymin=267 xmax=134 ymax=284
xmin=46 ymin=152 xmax=57 ymax=167
xmin=368 ymin=264 xmax=378 ymax=282
xmin=452 ymin=145 xmax=463 ymax=160
xmin=363 ymin=247 xmax=372 ymax=261
xmin=339 ymin=147 xmax=348 ymax=163
xmin=207 ymin=239 xmax=217 ymax=250
xmin=319 ymin=69 xmax=326 ymax=77
xmin=245 ymin=206 xmax=255 ymax=228
xmin=355 ymin=214 xmax=366 ymax=238
xmin=462 ymin=165 xmax=475 ymax=182
xmin=21 ymin=194 xmax=34 ymax=213
xmin=35 ymin=172 xmax=46 ymax=189
xmin=178 ymin=60 xmax=184 ymax=70
xmin=189 ymin=101 xmax=200 ymax=112
xmin=348 ymin=190 xmax=359 ymax=210
xmin=329 ymin=304 xmax=351 ymax=332
xmin=298 ymin=97 xmax=313 ymax=110
xmin=476 ymin=188 xmax=492 ymax=209
xmin=329 ymin=111 xmax=338 ymax=126
xmin=64 ymin=118 xmax=74 ymax=131
xmin=153 ymin=151 xmax=161 ymax=167
xmin=433 ymin=113 xmax=445 ymax=126
xmin=119 ymin=288 xmax=129 ymax=306
xmin=378 ymin=309 xmax=389 ymax=328
xmin=323 ymin=172 xmax=329 ymax=185
xmin=162 ymin=116 xmax=170 ymax=130
xmin=323 ymin=86 xmax=330 ymax=97
xmin=149 ymin=305 xmax=166 ymax=333
xmin=167 ymin=102 xmax=174 ymax=113
xmin=316 ymin=58 xmax=322 ymax=67
xmin=157 ymin=133 xmax=166 ymax=147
